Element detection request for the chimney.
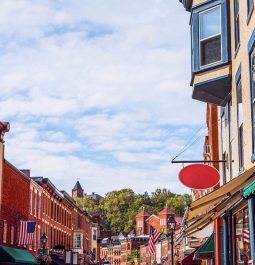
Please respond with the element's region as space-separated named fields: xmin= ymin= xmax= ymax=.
xmin=20 ymin=169 xmax=31 ymax=178
xmin=0 ymin=122 xmax=10 ymax=211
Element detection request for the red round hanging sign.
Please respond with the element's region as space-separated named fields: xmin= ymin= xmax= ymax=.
xmin=178 ymin=164 xmax=220 ymax=190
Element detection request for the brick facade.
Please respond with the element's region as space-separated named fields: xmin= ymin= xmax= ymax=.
xmin=0 ymin=160 xmax=30 ymax=247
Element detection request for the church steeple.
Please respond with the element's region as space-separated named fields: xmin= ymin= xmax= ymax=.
xmin=72 ymin=180 xmax=84 ymax=198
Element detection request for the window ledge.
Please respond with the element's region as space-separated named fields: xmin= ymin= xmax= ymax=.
xmin=247 ymin=5 xmax=254 ymax=25
xmin=234 ymin=43 xmax=240 ymax=58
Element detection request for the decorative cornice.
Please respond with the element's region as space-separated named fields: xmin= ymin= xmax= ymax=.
xmin=0 ymin=122 xmax=10 ymax=143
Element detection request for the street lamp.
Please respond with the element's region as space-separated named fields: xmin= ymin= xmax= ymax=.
xmin=41 ymin=232 xmax=48 ymax=255
xmin=167 ymin=216 xmax=176 ymax=265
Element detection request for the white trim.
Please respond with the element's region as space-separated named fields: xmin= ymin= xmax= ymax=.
xmin=199 ymin=5 xmax=222 ymax=68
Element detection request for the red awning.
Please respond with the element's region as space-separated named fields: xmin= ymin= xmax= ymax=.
xmin=182 ymin=250 xmax=202 ymax=265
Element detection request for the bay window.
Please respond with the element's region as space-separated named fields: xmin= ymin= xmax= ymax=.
xmin=191 ymin=0 xmax=229 ymax=72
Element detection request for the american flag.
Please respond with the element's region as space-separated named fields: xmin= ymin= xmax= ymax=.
xmin=243 ymin=229 xmax=250 ymax=243
xmin=18 ymin=221 xmax=36 ymax=246
xmin=148 ymin=227 xmax=161 ymax=256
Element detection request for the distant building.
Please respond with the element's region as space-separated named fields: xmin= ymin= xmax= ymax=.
xmin=72 ymin=181 xmax=102 ymax=201
xmin=72 ymin=181 xmax=84 ymax=198
xmin=84 ymin=192 xmax=102 ymax=200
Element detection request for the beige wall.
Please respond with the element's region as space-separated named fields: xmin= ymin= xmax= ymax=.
xmin=191 ymin=0 xmax=255 ymax=182
xmin=219 ymin=0 xmax=255 ymax=182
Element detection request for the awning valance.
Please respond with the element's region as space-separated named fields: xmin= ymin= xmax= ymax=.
xmin=0 ymin=245 xmax=37 ymax=264
xmin=195 ymin=234 xmax=214 ymax=259
xmin=182 ymin=249 xmax=201 ymax=265
xmin=243 ymin=180 xmax=255 ymax=199
xmin=188 ymin=165 xmax=255 ymax=222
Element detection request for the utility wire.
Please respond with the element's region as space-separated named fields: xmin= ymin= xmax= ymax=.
xmin=171 ymin=90 xmax=232 ymax=162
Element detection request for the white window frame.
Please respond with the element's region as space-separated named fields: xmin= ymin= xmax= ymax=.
xmin=199 ymin=5 xmax=222 ymax=68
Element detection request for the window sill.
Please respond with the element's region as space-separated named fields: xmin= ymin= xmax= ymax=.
xmin=234 ymin=43 xmax=240 ymax=58
xmin=247 ymin=5 xmax=254 ymax=25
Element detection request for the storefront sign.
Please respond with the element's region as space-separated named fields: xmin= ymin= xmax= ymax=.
xmin=179 ymin=164 xmax=220 ymax=189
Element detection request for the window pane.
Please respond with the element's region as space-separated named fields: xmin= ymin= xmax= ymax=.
xmin=201 ymin=35 xmax=221 ymax=66
xmin=235 ymin=208 xmax=251 ymax=265
xmin=237 ymin=81 xmax=243 ymax=126
xmin=200 ymin=6 xmax=221 ymax=40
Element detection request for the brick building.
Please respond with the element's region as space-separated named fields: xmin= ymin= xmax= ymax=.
xmin=28 ymin=175 xmax=43 ymax=256
xmin=0 ymin=160 xmax=30 ymax=247
xmin=32 ymin=177 xmax=73 ymax=251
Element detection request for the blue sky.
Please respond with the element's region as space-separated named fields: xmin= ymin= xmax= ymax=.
xmin=0 ymin=0 xmax=205 ymax=195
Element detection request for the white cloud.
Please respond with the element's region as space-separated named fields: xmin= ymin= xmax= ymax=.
xmin=1 ymin=0 xmax=205 ymax=196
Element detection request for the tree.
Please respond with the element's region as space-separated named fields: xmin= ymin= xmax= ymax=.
xmin=150 ymin=189 xmax=175 ymax=212
xmin=166 ymin=194 xmax=191 ymax=216
xmin=74 ymin=197 xmax=100 ymax=213
xmin=127 ymin=249 xmax=140 ymax=265
xmin=100 ymin=189 xmax=136 ymax=233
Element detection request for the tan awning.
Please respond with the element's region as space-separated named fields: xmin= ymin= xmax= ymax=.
xmin=184 ymin=166 xmax=255 ymax=237
xmin=188 ymin=166 xmax=255 ymax=222
xmin=185 ymin=192 xmax=242 ymax=236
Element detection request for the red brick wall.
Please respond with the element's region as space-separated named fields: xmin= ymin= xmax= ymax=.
xmin=0 ymin=160 xmax=30 ymax=246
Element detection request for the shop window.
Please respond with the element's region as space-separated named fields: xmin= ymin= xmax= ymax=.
xmin=234 ymin=208 xmax=251 ymax=265
xmin=191 ymin=0 xmax=229 ymax=72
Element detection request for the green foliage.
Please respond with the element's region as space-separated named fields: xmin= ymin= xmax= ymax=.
xmin=100 ymin=189 xmax=136 ymax=233
xmin=166 ymin=194 xmax=192 ymax=216
xmin=74 ymin=188 xmax=191 ymax=233
xmin=74 ymin=197 xmax=100 ymax=213
xmin=127 ymin=249 xmax=140 ymax=265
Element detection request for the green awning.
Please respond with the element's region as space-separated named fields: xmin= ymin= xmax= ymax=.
xmin=243 ymin=180 xmax=255 ymax=199
xmin=0 ymin=245 xmax=38 ymax=264
xmin=195 ymin=234 xmax=214 ymax=259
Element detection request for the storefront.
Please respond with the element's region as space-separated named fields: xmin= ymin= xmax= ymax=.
xmin=184 ymin=166 xmax=255 ymax=265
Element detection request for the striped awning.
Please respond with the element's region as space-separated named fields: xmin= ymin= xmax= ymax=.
xmin=243 ymin=180 xmax=255 ymax=199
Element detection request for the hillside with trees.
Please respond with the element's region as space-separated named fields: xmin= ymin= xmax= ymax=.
xmin=75 ymin=188 xmax=191 ymax=233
